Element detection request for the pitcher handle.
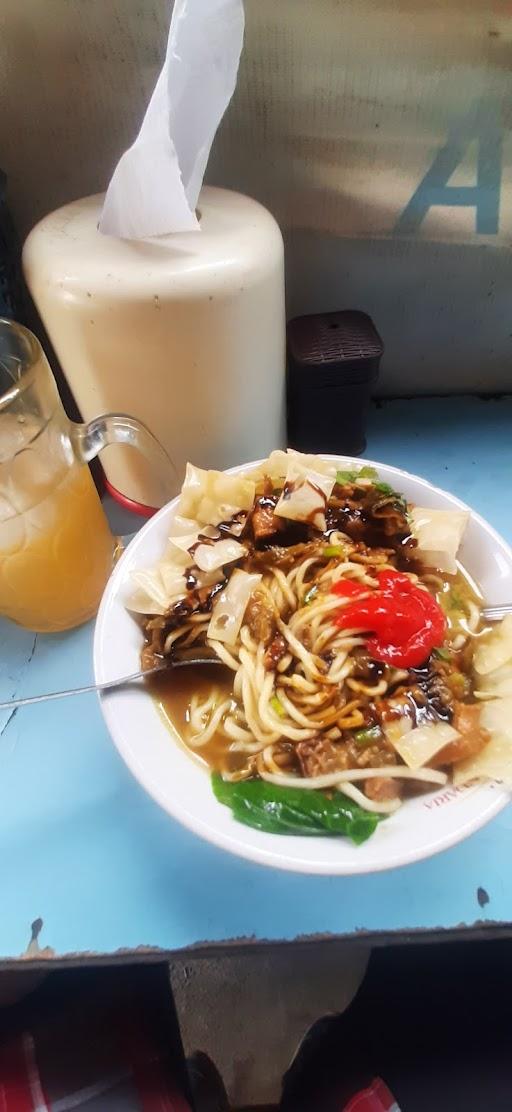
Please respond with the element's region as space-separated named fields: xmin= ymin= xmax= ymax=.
xmin=70 ymin=413 xmax=176 ymax=508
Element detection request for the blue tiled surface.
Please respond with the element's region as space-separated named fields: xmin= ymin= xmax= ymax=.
xmin=1 ymin=396 xmax=512 ymax=960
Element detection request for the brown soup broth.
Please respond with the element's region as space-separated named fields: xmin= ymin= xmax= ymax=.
xmin=149 ymin=665 xmax=244 ymax=775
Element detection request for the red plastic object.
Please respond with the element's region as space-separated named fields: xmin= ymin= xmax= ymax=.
xmin=105 ymin=478 xmax=158 ymax=519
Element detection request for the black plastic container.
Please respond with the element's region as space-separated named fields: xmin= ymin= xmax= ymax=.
xmin=0 ymin=169 xmax=24 ymax=320
xmin=287 ymin=309 xmax=384 ymax=456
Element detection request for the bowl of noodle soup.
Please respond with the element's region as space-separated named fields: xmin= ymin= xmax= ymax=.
xmin=94 ymin=454 xmax=512 ymax=874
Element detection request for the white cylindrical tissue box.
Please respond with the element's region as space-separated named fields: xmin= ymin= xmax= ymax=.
xmin=23 ymin=186 xmax=286 ymax=509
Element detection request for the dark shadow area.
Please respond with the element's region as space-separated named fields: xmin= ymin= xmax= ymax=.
xmin=1 ymin=940 xmax=511 ymax=1109
xmin=282 ymin=937 xmax=512 ymax=1111
xmin=0 ymin=961 xmax=193 ymax=1109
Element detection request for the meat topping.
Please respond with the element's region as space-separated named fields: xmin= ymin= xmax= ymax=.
xmin=364 ymin=777 xmax=400 ymax=802
xmin=245 ymin=590 xmax=275 ymax=646
xmin=296 ymin=736 xmax=345 ymax=778
xmin=264 ymin=633 xmax=287 ymax=671
xmin=433 ymin=702 xmax=490 ymax=766
xmin=251 ymin=495 xmax=282 ymax=541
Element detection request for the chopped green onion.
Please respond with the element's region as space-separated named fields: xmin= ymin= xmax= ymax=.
xmin=303 ymin=584 xmax=318 ymax=605
xmin=449 ymin=589 xmax=465 ymax=612
xmin=336 ymin=466 xmax=378 ymax=485
xmin=374 ymin=479 xmax=404 ymax=499
xmin=270 ymin=695 xmax=285 ymax=717
xmin=354 ymin=725 xmax=383 ymax=747
xmin=434 ymin=647 xmax=452 ymax=661
xmin=335 ymin=470 xmax=407 ymax=508
xmin=440 ymin=588 xmax=465 ymax=615
xmin=447 ymin=671 xmax=471 ymax=697
xmin=324 ymin=545 xmax=343 ymax=558
xmin=358 ymin=466 xmax=379 ymax=479
xmin=373 ymin=480 xmax=408 ymax=510
xmin=336 ymin=469 xmax=359 ymax=484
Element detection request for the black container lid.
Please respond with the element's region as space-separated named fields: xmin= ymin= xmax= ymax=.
xmin=288 ymin=310 xmax=383 ymax=385
xmin=286 ymin=309 xmax=384 ymax=455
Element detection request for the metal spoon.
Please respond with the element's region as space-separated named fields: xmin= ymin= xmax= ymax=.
xmin=481 ymin=605 xmax=512 ymax=621
xmin=3 ymin=606 xmax=512 ymax=713
xmin=0 ymin=648 xmax=223 ymax=713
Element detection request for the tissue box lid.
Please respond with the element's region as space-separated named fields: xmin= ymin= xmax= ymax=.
xmin=23 ymin=187 xmax=283 ymax=300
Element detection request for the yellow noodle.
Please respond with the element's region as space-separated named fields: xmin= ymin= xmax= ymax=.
xmin=276 ymin=617 xmax=328 ymax=682
xmin=276 ymin=688 xmax=325 ymax=729
xmin=209 ymin=640 xmax=240 ymax=670
xmin=189 ymin=699 xmax=232 ymax=747
xmin=290 ymin=593 xmax=358 ymax=634
xmin=259 ymin=767 xmax=448 ymax=790
xmin=223 ymin=717 xmax=254 ymax=743
xmin=336 ymin=711 xmax=365 ymax=729
xmin=338 ymin=781 xmax=401 ymax=815
xmin=163 ymin=540 xmax=483 ymax=800
xmin=346 ymin=678 xmax=388 ymax=697
xmin=296 ymin=557 xmax=324 ymax=597
xmin=271 ymin=567 xmax=298 ymax=611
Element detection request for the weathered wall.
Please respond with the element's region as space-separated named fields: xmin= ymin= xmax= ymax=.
xmin=1 ymin=0 xmax=511 ymax=392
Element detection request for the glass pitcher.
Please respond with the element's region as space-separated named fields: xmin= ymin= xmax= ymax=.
xmin=0 ymin=319 xmax=174 ymax=632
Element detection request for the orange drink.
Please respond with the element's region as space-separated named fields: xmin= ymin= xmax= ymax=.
xmin=0 ymin=460 xmax=115 ymax=632
xmin=0 ymin=320 xmax=173 ymax=632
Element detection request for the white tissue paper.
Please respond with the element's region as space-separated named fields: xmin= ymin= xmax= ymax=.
xmin=99 ymin=0 xmax=245 ymax=240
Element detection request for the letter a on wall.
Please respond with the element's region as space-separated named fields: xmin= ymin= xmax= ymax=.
xmin=395 ymin=104 xmax=503 ymax=236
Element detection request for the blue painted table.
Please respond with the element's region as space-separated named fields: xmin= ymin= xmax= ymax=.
xmin=2 ymin=397 xmax=512 ymax=964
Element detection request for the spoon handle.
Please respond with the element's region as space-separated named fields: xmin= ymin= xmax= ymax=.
xmin=0 ymin=664 xmax=165 ymax=712
xmin=481 ymin=605 xmax=512 ymax=621
xmin=0 ymin=650 xmax=223 ymax=712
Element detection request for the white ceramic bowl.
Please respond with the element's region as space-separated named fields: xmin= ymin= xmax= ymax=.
xmin=94 ymin=456 xmax=512 ymax=875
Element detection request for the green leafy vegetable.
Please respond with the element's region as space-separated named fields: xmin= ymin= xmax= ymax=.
xmin=324 ymin=545 xmax=344 ymax=558
xmin=270 ymin=695 xmax=285 ymax=717
xmin=358 ymin=466 xmax=379 ymax=479
xmin=212 ymin=774 xmax=383 ymax=844
xmin=434 ymin=647 xmax=452 ymax=661
xmin=303 ymin=584 xmax=318 ymax=605
xmin=354 ymin=725 xmax=383 ymax=747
